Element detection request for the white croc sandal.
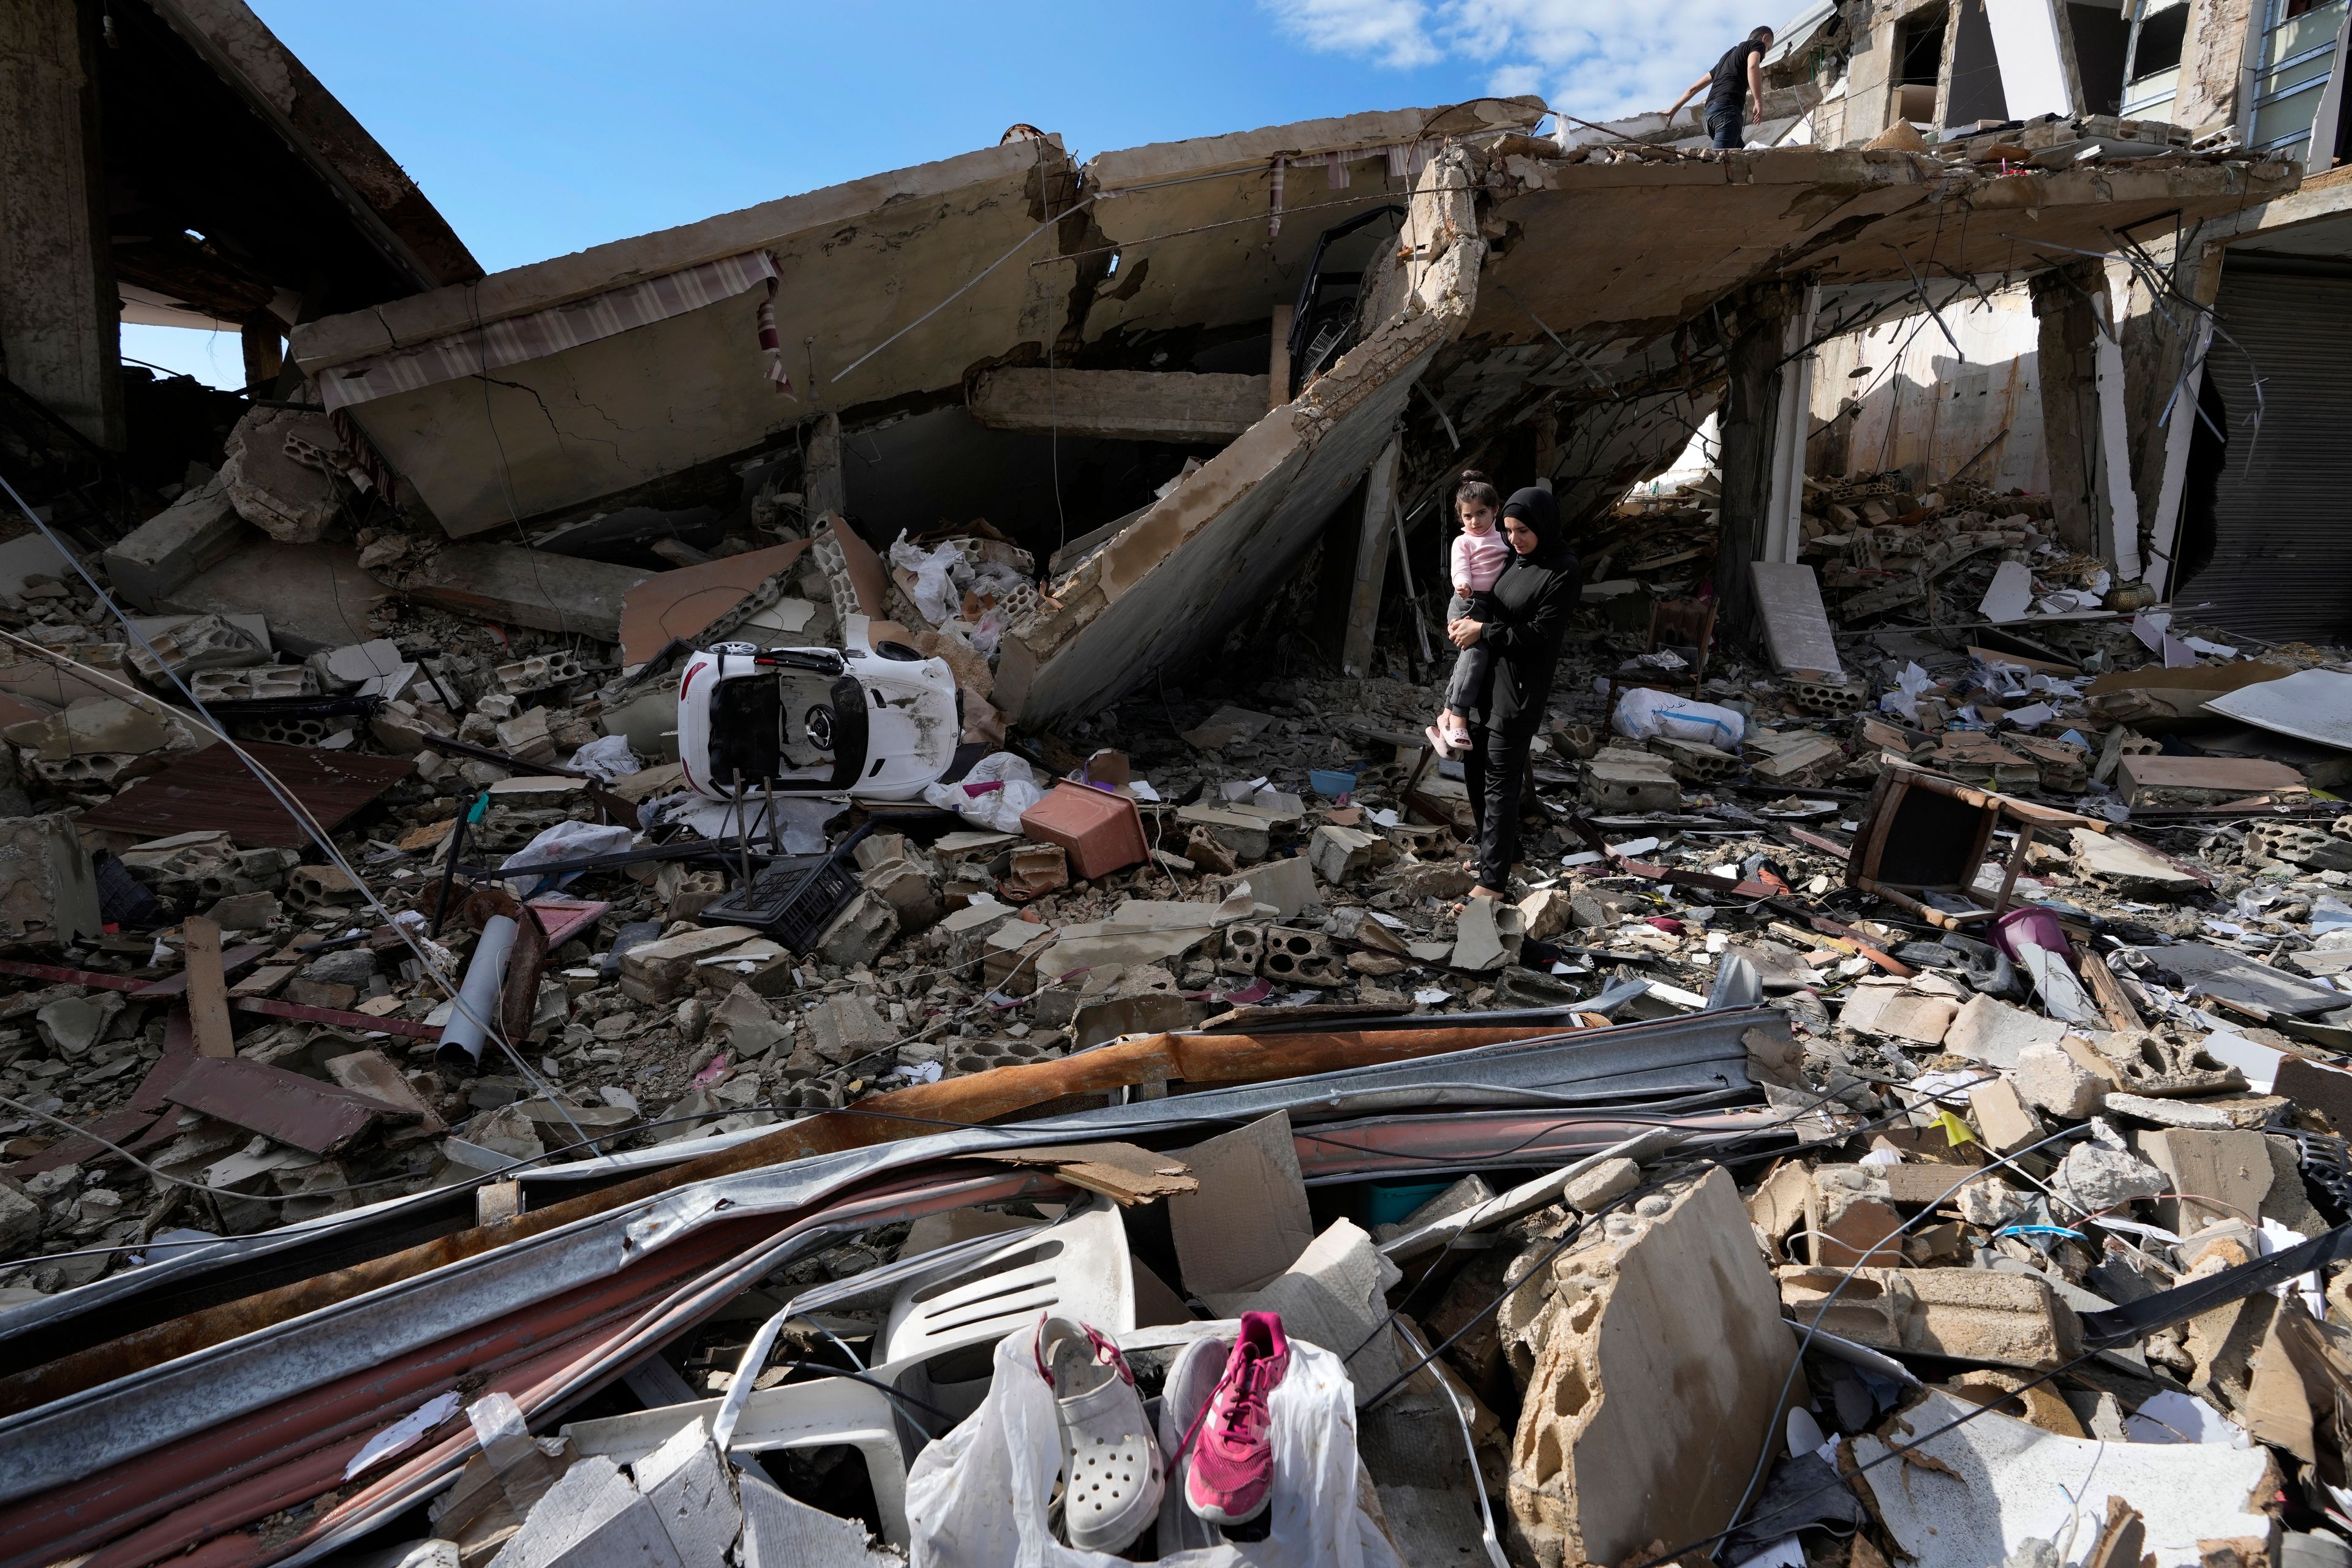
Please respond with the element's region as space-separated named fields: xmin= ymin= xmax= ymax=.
xmin=1038 ymin=1315 xmax=1164 ymax=1553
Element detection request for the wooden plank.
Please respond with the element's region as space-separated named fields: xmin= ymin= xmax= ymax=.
xmin=0 ymin=959 xmax=146 ymax=993
xmin=229 ymin=965 xmax=296 ymax=999
xmin=161 ymin=1055 xmax=418 ymax=1156
xmin=131 ymin=941 xmax=270 ymax=1000
xmin=180 ymin=917 xmax=236 ymax=1059
xmin=230 ymin=995 xmax=442 ymax=1039
xmin=2073 ymin=937 xmax=2145 ymax=1032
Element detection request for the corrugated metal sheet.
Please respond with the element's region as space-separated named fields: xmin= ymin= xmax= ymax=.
xmin=2183 ymin=268 xmax=2352 ymax=644
xmin=74 ymin=741 xmax=412 ymax=848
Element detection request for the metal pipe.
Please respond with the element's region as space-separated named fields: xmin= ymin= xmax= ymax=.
xmin=437 ymin=914 xmax=517 ymax=1069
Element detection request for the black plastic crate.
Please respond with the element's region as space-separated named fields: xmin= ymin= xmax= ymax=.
xmin=699 ymin=852 xmax=859 ymax=950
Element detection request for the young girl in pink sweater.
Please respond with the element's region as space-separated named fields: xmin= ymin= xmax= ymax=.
xmin=1425 ymin=470 xmax=1507 ymax=758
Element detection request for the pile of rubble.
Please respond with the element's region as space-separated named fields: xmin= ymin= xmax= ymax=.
xmin=7 ymin=439 xmax=2352 ymax=1568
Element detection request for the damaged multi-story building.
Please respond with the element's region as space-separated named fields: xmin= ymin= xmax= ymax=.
xmin=1686 ymin=0 xmax=2352 ymax=646
xmin=11 ymin=9 xmax=2352 ymax=1568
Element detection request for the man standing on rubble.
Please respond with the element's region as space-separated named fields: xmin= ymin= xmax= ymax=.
xmin=1667 ymin=25 xmax=1774 ymax=149
xmin=1448 ymin=486 xmax=1577 ymax=902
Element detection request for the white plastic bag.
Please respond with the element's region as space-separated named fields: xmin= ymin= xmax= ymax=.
xmin=498 ymin=820 xmax=636 ymax=890
xmin=924 ymin=751 xmax=1044 ymax=835
xmin=891 ymin=533 xmax=970 ymax=627
xmin=1610 ymin=687 xmax=1746 ymax=749
xmin=567 ymin=734 xmax=641 ymax=782
xmin=903 ymin=1326 xmax=1402 ymax=1568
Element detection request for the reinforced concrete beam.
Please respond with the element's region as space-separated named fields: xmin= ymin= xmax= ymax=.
xmin=967 ymin=368 xmax=1270 ymax=443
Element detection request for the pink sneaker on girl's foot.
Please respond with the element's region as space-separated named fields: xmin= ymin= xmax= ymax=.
xmin=1441 ymin=711 xmax=1473 ymax=750
xmin=1423 ymin=723 xmax=1459 ymax=761
xmin=1182 ymin=1311 xmax=1291 ymax=1526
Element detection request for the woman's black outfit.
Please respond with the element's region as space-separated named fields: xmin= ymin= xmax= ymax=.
xmin=1457 ymin=486 xmax=1579 ymax=892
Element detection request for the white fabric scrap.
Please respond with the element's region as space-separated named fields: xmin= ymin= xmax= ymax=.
xmin=344 ymin=1390 xmax=463 ymax=1480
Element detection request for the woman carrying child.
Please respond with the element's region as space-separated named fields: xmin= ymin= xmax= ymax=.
xmin=1425 ymin=475 xmax=1579 ymax=900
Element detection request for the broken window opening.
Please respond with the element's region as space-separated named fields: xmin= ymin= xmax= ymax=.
xmin=2128 ymin=4 xmax=2188 ymax=81
xmin=1895 ymin=11 xmax=1949 ymax=124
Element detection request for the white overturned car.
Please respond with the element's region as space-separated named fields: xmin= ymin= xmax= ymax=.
xmin=676 ymin=642 xmax=960 ymax=802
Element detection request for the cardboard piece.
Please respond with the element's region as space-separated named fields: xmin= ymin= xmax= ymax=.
xmin=1167 ymin=1109 xmax=1316 ymax=1295
xmin=970 ymin=1142 xmax=1198 ymax=1205
xmin=1978 ymin=560 xmax=2035 ymax=624
xmin=617 ymin=540 xmax=812 ymax=665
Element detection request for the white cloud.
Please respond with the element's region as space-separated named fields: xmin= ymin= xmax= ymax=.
xmin=1267 ymin=0 xmax=1445 ymax=69
xmin=1265 ymin=0 xmax=1768 ymax=124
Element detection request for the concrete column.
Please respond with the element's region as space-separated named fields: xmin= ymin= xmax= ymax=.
xmin=240 ymin=314 xmax=284 ymax=395
xmin=1714 ymin=284 xmax=1798 ymax=643
xmin=1268 ymin=304 xmax=1293 ymax=409
xmin=0 ymin=0 xmax=121 ymax=448
xmin=1340 ymin=436 xmax=1402 ymax=677
xmin=1763 ymin=284 xmax=1820 ymax=565
xmin=2090 ymin=267 xmax=2143 ymax=579
xmin=2030 ymin=264 xmax=2103 ymax=556
xmin=802 ymin=412 xmax=845 ymax=522
xmin=2138 ymin=239 xmax=2228 ymax=598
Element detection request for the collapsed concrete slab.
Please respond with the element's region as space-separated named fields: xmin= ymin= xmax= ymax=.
xmin=992 ymin=149 xmax=1485 ymax=725
xmin=1855 ymin=1388 xmax=2275 ymax=1568
xmin=292 ymin=137 xmax=1085 ymax=537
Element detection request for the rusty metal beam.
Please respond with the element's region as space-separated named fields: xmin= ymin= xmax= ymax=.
xmin=0 ymin=1021 xmax=1578 ymax=1415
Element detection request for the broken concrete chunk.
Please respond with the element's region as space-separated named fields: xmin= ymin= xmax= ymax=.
xmin=1517 ymin=886 xmax=1572 ymax=942
xmin=815 ymin=891 xmax=898 ymax=968
xmin=101 ymin=476 xmax=246 ymax=609
xmin=2136 ymin=1128 xmax=2272 ymax=1234
xmin=803 ymin=992 xmax=892 ymax=1068
xmin=0 ymin=1175 xmax=39 ymax=1254
xmin=1855 ymin=1389 xmax=2274 ymax=1568
xmin=1969 ymin=1077 xmax=2045 ymax=1156
xmin=1945 ymin=993 xmax=2068 ymax=1069
xmin=630 ymin=1423 xmax=738 ymax=1568
xmin=1561 ymin=1157 xmax=1640 ymax=1213
xmin=1237 ymin=853 xmax=1316 ymax=918
xmin=2071 ymin=826 xmax=2201 ymax=897
xmin=485 ymin=1453 xmax=680 ymax=1568
xmin=2051 ymin=1143 xmax=2167 ymax=1214
xmin=1780 ymin=1263 xmax=2082 ymax=1369
xmin=1838 ymin=978 xmax=1958 ymax=1046
xmin=220 ymin=406 xmax=349 ymax=544
xmin=0 ymin=813 xmax=102 ymax=944
xmin=1450 ymin=896 xmax=1523 ymax=971
xmin=737 ymin=1459 xmax=895 ymax=1567
xmin=1509 ymin=1168 xmax=1796 ymax=1568
xmin=618 ymin=925 xmax=760 ymax=1004
xmin=1306 ymin=824 xmax=1387 ymax=885
xmin=2015 ymin=1041 xmax=2107 ymax=1119
xmin=1582 ymin=750 xmax=1678 ymax=812
xmin=1956 ymin=1174 xmax=2033 ymax=1229
xmin=36 ymin=991 xmax=126 ymax=1059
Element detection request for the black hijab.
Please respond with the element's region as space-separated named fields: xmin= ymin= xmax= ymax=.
xmin=1501 ymin=485 xmax=1570 ymax=568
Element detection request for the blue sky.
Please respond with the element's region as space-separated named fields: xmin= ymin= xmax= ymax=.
xmin=125 ymin=0 xmax=1758 ymax=386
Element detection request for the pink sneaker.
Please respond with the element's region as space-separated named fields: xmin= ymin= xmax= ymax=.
xmin=1182 ymin=1311 xmax=1290 ymax=1526
xmin=1423 ymin=723 xmax=1461 ymax=761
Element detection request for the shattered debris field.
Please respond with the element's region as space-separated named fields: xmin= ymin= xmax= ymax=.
xmin=12 ymin=6 xmax=2352 ymax=1567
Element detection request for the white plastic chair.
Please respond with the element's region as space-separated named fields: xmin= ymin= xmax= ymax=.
xmin=878 ymin=1196 xmax=1136 ymax=1423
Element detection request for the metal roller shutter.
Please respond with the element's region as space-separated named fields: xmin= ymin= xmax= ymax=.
xmin=2182 ymin=267 xmax=2352 ymax=644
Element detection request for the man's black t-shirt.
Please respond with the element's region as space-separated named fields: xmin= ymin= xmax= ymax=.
xmin=1705 ymin=39 xmax=1766 ymax=119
